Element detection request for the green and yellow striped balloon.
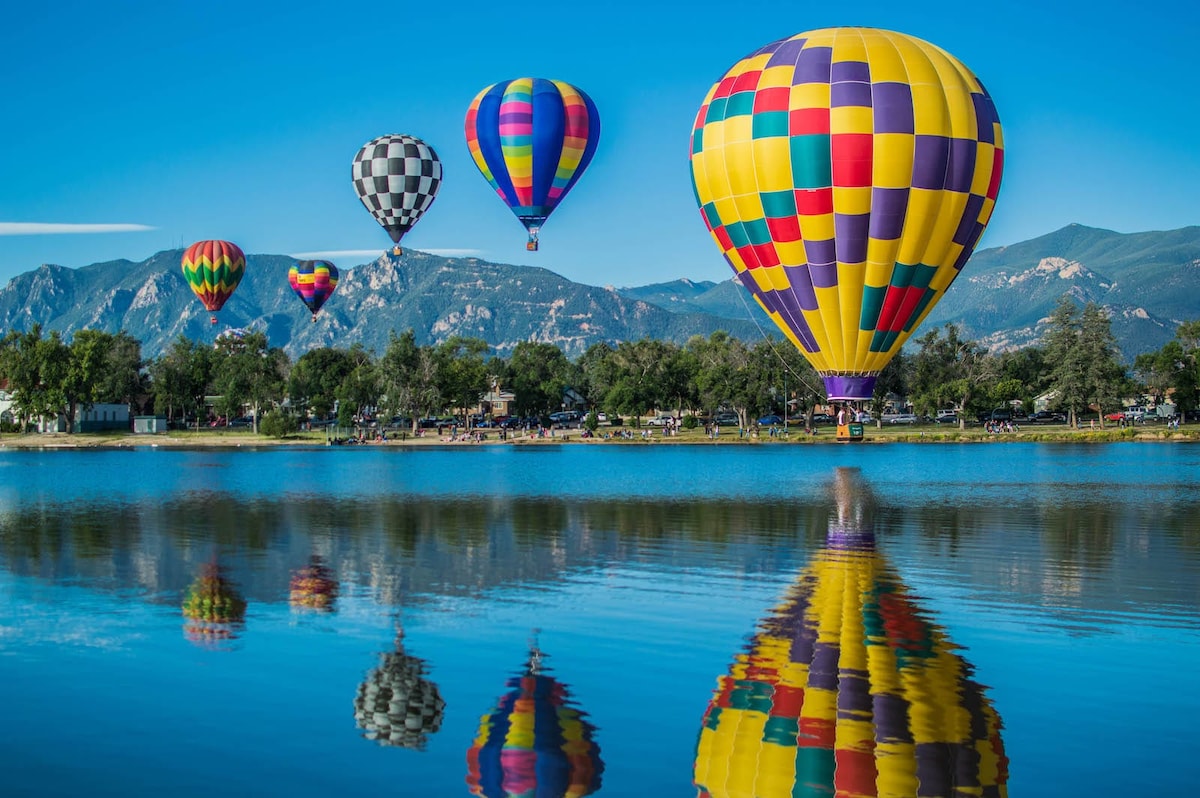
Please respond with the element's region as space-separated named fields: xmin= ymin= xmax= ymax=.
xmin=181 ymin=239 xmax=246 ymax=324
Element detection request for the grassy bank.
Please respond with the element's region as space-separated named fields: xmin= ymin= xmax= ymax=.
xmin=3 ymin=422 xmax=1198 ymax=449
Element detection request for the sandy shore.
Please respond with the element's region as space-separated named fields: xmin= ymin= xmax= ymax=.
xmin=2 ymin=424 xmax=1197 ymax=449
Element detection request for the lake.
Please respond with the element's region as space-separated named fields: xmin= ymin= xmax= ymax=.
xmin=1 ymin=442 xmax=1198 ymax=796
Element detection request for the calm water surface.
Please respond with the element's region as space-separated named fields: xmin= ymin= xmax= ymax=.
xmin=1 ymin=443 xmax=1198 ymax=797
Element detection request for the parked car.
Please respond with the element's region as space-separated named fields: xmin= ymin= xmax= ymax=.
xmin=645 ymin=414 xmax=675 ymax=427
xmin=713 ymin=412 xmax=740 ymax=426
xmin=809 ymin=413 xmax=834 ymax=425
xmin=1029 ymin=410 xmax=1066 ymax=423
xmin=886 ymin=413 xmax=919 ymax=425
xmin=934 ymin=414 xmax=959 ymax=425
xmin=757 ymin=414 xmax=784 ymax=426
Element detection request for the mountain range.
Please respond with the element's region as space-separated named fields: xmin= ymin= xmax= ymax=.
xmin=1 ymin=223 xmax=1196 ymax=362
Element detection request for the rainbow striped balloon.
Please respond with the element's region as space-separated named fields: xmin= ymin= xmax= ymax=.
xmin=288 ymin=259 xmax=339 ymax=320
xmin=181 ymin=240 xmax=246 ymax=324
xmin=465 ymin=77 xmax=600 ymax=251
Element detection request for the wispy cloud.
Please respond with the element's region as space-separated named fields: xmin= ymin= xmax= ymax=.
xmin=0 ymin=222 xmax=156 ymax=235
xmin=290 ymin=247 xmax=486 ymax=262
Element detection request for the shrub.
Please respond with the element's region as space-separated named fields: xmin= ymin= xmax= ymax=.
xmin=584 ymin=411 xmax=600 ymax=433
xmin=681 ymin=415 xmax=698 ymax=430
xmin=259 ymin=411 xmax=299 ymax=439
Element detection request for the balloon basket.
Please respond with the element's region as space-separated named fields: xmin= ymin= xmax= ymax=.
xmin=392 ymin=246 xmax=402 ymax=256
xmin=526 ymin=239 xmax=539 ymax=252
xmin=836 ymin=423 xmax=864 ymax=442
xmin=209 ymin=316 xmax=217 ymax=325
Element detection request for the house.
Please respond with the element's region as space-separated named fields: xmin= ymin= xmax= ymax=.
xmin=38 ymin=403 xmax=130 ymax=433
xmin=470 ymin=383 xmax=517 ymax=418
xmin=0 ymin=381 xmax=14 ymax=428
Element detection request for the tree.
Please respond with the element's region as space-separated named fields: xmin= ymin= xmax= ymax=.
xmin=1076 ymin=302 xmax=1127 ymax=427
xmin=605 ymin=339 xmax=672 ymax=424
xmin=688 ymin=332 xmax=753 ymax=426
xmin=149 ymin=336 xmax=214 ymax=427
xmin=1041 ymin=296 xmax=1087 ymax=426
xmin=505 ymin=341 xmax=573 ymax=417
xmin=335 ymin=343 xmax=380 ymax=427
xmin=0 ymin=325 xmax=62 ymax=428
xmin=909 ymin=324 xmax=995 ymax=428
xmin=577 ymin=342 xmax=618 ymax=414
xmin=210 ymin=331 xmax=289 ymax=432
xmin=289 ymin=347 xmax=358 ymax=420
xmin=378 ymin=330 xmax=442 ymax=432
xmin=435 ymin=337 xmax=489 ymax=427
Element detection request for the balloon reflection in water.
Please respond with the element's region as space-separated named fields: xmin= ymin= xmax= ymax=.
xmin=694 ymin=469 xmax=1008 ymax=797
xmin=289 ymin=555 xmax=339 ymax=612
xmin=467 ymin=647 xmax=603 ymax=798
xmin=181 ymin=562 xmax=247 ymax=647
xmin=354 ymin=629 xmax=446 ymax=750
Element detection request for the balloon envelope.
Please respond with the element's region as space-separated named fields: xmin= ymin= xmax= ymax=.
xmin=181 ymin=240 xmax=245 ymax=319
xmin=465 ymin=77 xmax=600 ymax=251
xmin=351 ymin=134 xmax=442 ymax=251
xmin=689 ymin=28 xmax=1004 ymax=401
xmin=288 ymin=260 xmax=339 ymax=318
xmin=694 ymin=471 xmax=1008 ymax=797
xmin=467 ymin=651 xmax=603 ymax=798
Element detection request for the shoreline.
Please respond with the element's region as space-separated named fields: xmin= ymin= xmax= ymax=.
xmin=2 ymin=425 xmax=1197 ymax=449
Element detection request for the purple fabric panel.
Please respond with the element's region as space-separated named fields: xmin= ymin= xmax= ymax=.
xmin=810 ymin=263 xmax=839 ymax=289
xmin=794 ymin=46 xmax=833 ymax=84
xmin=824 ymin=375 xmax=877 ymax=401
xmin=872 ymin=693 xmax=915 ymax=744
xmin=781 ymin=265 xmax=819 ymax=311
xmin=869 ymin=187 xmax=909 ymax=240
xmin=911 ymin=135 xmax=950 ymax=190
xmin=498 ymin=110 xmax=532 ymax=124
xmin=804 ymin=238 xmax=837 ymax=266
xmin=773 ymin=288 xmax=820 ymax=351
xmin=954 ymin=194 xmax=986 ymax=246
xmin=765 ymin=36 xmax=807 ymax=68
xmin=825 ymin=530 xmax=876 ymax=551
xmin=872 ymin=82 xmax=914 ymax=134
xmin=752 ymin=35 xmax=791 ymax=59
xmin=831 ymin=80 xmax=872 ymax=107
xmin=835 ymin=214 xmax=870 ymax=263
xmin=809 ymin=641 xmax=841 ymax=691
xmin=946 ymin=138 xmax=978 ymax=194
xmin=972 ymin=91 xmax=998 ymax=144
xmin=836 ymin=669 xmax=873 ymax=716
xmin=915 ymin=742 xmax=953 ymax=796
xmin=831 ymin=60 xmax=870 ymax=83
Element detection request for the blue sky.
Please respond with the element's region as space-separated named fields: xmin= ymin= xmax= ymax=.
xmin=1 ymin=1 xmax=1197 ymax=290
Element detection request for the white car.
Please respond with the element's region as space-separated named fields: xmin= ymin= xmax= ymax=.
xmin=886 ymin=413 xmax=919 ymax=425
xmin=645 ymin=414 xmax=674 ymax=426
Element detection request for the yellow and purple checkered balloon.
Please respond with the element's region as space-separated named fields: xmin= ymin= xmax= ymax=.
xmin=690 ymin=28 xmax=1004 ymax=401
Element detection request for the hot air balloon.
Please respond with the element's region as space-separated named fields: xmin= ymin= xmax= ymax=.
xmin=288 ymin=555 xmax=339 ymax=611
xmin=467 ymin=647 xmax=603 ymax=798
xmin=181 ymin=240 xmax=246 ymax=326
xmin=693 ymin=469 xmax=1008 ymax=797
xmin=354 ymin=629 xmax=446 ymax=750
xmin=288 ymin=260 xmax=339 ymax=322
xmin=689 ymin=28 xmax=1004 ymax=403
xmin=465 ymin=78 xmax=600 ymax=251
xmin=181 ymin=562 xmax=247 ymax=648
xmin=351 ymin=133 xmax=442 ymax=256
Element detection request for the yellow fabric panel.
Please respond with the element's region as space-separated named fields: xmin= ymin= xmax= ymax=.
xmin=830 ymin=27 xmax=869 ymax=63
xmin=722 ymin=241 xmax=750 ymax=273
xmin=972 ymin=141 xmax=996 ymax=195
xmin=830 ymin=105 xmax=873 ymax=136
xmin=837 ymin=265 xmax=869 ymax=372
xmin=790 ymin=81 xmax=831 ymax=111
xmin=922 ymin=192 xmax=968 ymax=266
xmin=713 ymin=196 xmax=740 ymax=226
xmin=751 ymin=263 xmax=792 ymax=296
xmin=732 ymin=191 xmax=766 ymax=223
xmin=798 ymin=213 xmax=836 ymax=246
xmin=759 ymin=64 xmax=795 ymax=89
xmin=833 ymin=186 xmax=871 ymax=216
xmin=753 ymin=137 xmax=794 ymax=193
xmin=800 ymin=307 xmax=834 ymax=369
xmin=911 ymin=83 xmax=951 ymax=137
xmin=814 ymin=284 xmax=847 ymax=371
xmin=861 ymin=30 xmax=909 ymax=82
xmin=872 ymin=133 xmax=915 ymax=189
xmin=875 ymin=743 xmax=921 ymax=798
xmin=802 ymin=28 xmax=838 ymax=49
xmin=724 ymin=140 xmax=758 ymax=196
xmin=864 ymin=256 xmax=898 ymax=291
xmin=698 ymin=149 xmax=734 ymax=206
xmin=722 ymin=113 xmax=754 ymax=145
xmin=776 ymin=239 xmax=807 ymax=266
xmin=892 ymin=34 xmax=942 ymax=88
xmin=896 ymin=187 xmax=943 ymax=264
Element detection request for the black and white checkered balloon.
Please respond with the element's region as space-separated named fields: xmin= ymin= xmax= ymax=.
xmin=351 ymin=134 xmax=442 ymax=247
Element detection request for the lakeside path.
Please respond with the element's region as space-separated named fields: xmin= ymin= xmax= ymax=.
xmin=3 ymin=424 xmax=1198 ymax=449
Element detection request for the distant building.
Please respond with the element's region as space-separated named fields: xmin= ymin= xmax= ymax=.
xmin=38 ymin=403 xmax=130 ymax=433
xmin=133 ymin=416 xmax=169 ymax=434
